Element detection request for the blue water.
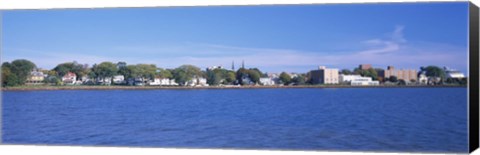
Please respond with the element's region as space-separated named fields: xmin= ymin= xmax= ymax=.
xmin=2 ymin=88 xmax=468 ymax=152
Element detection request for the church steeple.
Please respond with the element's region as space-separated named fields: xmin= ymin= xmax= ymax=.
xmin=231 ymin=61 xmax=235 ymax=71
xmin=242 ymin=60 xmax=245 ymax=69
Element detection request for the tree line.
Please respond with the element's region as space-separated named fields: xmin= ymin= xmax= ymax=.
xmin=1 ymin=59 xmax=299 ymax=87
xmin=1 ymin=59 xmax=466 ymax=87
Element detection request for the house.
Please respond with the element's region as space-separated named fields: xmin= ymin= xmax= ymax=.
xmin=26 ymin=69 xmax=45 ymax=84
xmin=339 ymin=74 xmax=379 ymax=86
xmin=149 ymin=78 xmax=173 ymax=86
xmin=96 ymin=77 xmax=112 ymax=85
xmin=186 ymin=77 xmax=209 ymax=86
xmin=259 ymin=77 xmax=275 ymax=86
xmin=265 ymin=73 xmax=280 ymax=84
xmin=418 ymin=71 xmax=428 ymax=85
xmin=148 ymin=78 xmax=161 ymax=86
xmin=112 ymin=75 xmax=125 ymax=85
xmin=169 ymin=79 xmax=179 ymax=86
xmin=132 ymin=78 xmax=144 ymax=86
xmin=198 ymin=77 xmax=209 ymax=86
xmin=62 ymin=72 xmax=77 ymax=85
xmin=81 ymin=76 xmax=94 ymax=85
xmin=310 ymin=66 xmax=339 ymax=84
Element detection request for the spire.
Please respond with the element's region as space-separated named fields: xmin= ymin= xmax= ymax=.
xmin=232 ymin=60 xmax=235 ymax=71
xmin=242 ymin=60 xmax=245 ymax=69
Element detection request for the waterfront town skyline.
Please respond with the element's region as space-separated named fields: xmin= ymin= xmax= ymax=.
xmin=2 ymin=3 xmax=469 ymax=74
xmin=2 ymin=57 xmax=467 ymax=88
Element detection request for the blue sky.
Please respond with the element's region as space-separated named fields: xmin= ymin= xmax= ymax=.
xmin=2 ymin=2 xmax=469 ymax=74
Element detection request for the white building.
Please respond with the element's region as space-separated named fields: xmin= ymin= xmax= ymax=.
xmin=112 ymin=75 xmax=125 ymax=84
xmin=259 ymin=77 xmax=275 ymax=86
xmin=444 ymin=67 xmax=465 ymax=78
xmin=339 ymin=74 xmax=379 ymax=86
xmin=187 ymin=77 xmax=209 ymax=86
xmin=148 ymin=78 xmax=161 ymax=86
xmin=267 ymin=73 xmax=279 ymax=79
xmin=149 ymin=78 xmax=179 ymax=86
xmin=418 ymin=72 xmax=428 ymax=84
xmin=198 ymin=78 xmax=208 ymax=86
xmin=169 ymin=79 xmax=179 ymax=86
xmin=96 ymin=77 xmax=112 ymax=85
xmin=207 ymin=66 xmax=224 ymax=70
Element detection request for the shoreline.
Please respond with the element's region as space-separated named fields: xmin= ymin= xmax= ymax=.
xmin=1 ymin=85 xmax=467 ymax=91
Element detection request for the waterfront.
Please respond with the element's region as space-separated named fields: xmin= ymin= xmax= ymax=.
xmin=2 ymin=88 xmax=468 ymax=152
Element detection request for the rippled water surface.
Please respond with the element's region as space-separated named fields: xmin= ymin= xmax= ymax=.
xmin=2 ymin=88 xmax=468 ymax=152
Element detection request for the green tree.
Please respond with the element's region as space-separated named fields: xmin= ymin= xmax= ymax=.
xmin=389 ymin=76 xmax=398 ymax=83
xmin=172 ymin=65 xmax=202 ymax=85
xmin=45 ymin=76 xmax=62 ymax=85
xmin=340 ymin=69 xmax=352 ymax=75
xmin=53 ymin=61 xmax=88 ymax=79
xmin=1 ymin=64 xmax=19 ymax=87
xmin=156 ymin=68 xmax=173 ymax=79
xmin=292 ymin=74 xmax=306 ymax=85
xmin=247 ymin=69 xmax=261 ymax=84
xmin=206 ymin=69 xmax=222 ymax=85
xmin=236 ymin=68 xmax=249 ymax=85
xmin=123 ymin=64 xmax=157 ymax=81
xmin=117 ymin=62 xmax=129 ymax=76
xmin=136 ymin=64 xmax=157 ymax=80
xmin=225 ymin=71 xmax=236 ymax=84
xmin=92 ymin=62 xmax=118 ymax=84
xmin=354 ymin=68 xmax=378 ymax=80
xmin=420 ymin=66 xmax=446 ymax=80
xmin=2 ymin=59 xmax=37 ymax=86
xmin=279 ymin=72 xmax=292 ymax=85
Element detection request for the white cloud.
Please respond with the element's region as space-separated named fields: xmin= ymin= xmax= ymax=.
xmin=2 ymin=26 xmax=467 ymax=73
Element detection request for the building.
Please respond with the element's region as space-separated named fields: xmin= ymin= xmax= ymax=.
xmin=444 ymin=67 xmax=465 ymax=78
xmin=80 ymin=76 xmax=94 ymax=85
xmin=26 ymin=70 xmax=45 ymax=84
xmin=378 ymin=66 xmax=417 ymax=82
xmin=62 ymin=72 xmax=77 ymax=85
xmin=127 ymin=78 xmax=144 ymax=86
xmin=149 ymin=78 xmax=162 ymax=86
xmin=339 ymin=74 xmax=361 ymax=84
xmin=310 ymin=66 xmax=339 ymax=84
xmin=198 ymin=78 xmax=208 ymax=86
xmin=359 ymin=64 xmax=372 ymax=70
xmin=339 ymin=74 xmax=379 ymax=86
xmin=418 ymin=72 xmax=428 ymax=85
xmin=149 ymin=78 xmax=178 ymax=86
xmin=288 ymin=73 xmax=299 ymax=78
xmin=187 ymin=77 xmax=209 ymax=86
xmin=169 ymin=79 xmax=179 ymax=86
xmin=259 ymin=77 xmax=276 ymax=86
xmin=96 ymin=77 xmax=112 ymax=85
xmin=112 ymin=75 xmax=125 ymax=85
xmin=207 ymin=66 xmax=224 ymax=71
